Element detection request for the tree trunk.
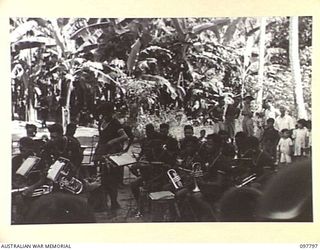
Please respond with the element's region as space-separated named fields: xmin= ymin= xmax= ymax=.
xmin=62 ymin=80 xmax=72 ymax=132
xmin=289 ymin=16 xmax=307 ymax=119
xmin=257 ymin=17 xmax=266 ymax=110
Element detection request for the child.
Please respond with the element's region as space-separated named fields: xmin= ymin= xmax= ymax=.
xmin=292 ymin=119 xmax=308 ymax=157
xmin=305 ymin=120 xmax=312 ymax=157
xmin=277 ymin=129 xmax=293 ymax=164
xmin=261 ymin=118 xmax=280 ymax=162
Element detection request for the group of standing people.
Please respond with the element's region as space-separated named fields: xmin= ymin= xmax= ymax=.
xmin=229 ymin=97 xmax=311 ymax=165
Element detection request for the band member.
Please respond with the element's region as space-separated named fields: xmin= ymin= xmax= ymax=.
xmin=12 ymin=137 xmax=37 ymax=189
xmin=158 ymin=123 xmax=179 ymax=166
xmin=130 ymin=123 xmax=161 ymax=216
xmin=25 ymin=124 xmax=37 ymax=138
xmin=241 ymin=136 xmax=275 ymax=184
xmin=65 ymin=123 xmax=84 ymax=177
xmin=22 ymin=123 xmax=83 ymax=196
xmin=93 ymin=102 xmax=128 ymax=211
xmin=25 ymin=123 xmax=45 ymax=154
xmin=179 ymin=125 xmax=200 ymax=164
xmin=197 ymin=134 xmax=232 ymax=202
xmin=42 ymin=124 xmax=83 ymax=170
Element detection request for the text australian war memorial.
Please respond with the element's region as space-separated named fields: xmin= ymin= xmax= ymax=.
xmin=10 ymin=17 xmax=312 ymax=223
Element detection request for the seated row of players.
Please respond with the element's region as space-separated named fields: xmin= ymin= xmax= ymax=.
xmin=131 ymin=123 xmax=274 ymax=215
xmin=12 ymin=123 xmax=84 ymax=196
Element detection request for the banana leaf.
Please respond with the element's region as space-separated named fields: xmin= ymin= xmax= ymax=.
xmin=127 ymin=38 xmax=142 ymax=75
xmin=70 ymin=22 xmax=111 ymax=39
xmin=12 ymin=41 xmax=44 ymax=51
xmin=223 ymin=18 xmax=241 ymax=44
xmin=172 ymin=18 xmax=186 ymax=40
xmin=191 ymin=19 xmax=230 ymax=35
xmin=141 ymin=74 xmax=178 ymax=100
xmin=10 ymin=20 xmax=38 ymax=43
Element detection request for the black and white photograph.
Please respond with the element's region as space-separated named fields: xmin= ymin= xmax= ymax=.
xmin=10 ymin=16 xmax=312 ymax=225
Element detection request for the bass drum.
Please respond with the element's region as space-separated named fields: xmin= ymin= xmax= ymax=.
xmin=23 ymin=192 xmax=96 ymax=224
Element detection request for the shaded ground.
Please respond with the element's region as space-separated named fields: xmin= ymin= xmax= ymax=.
xmin=11 ymin=120 xmax=172 ymax=223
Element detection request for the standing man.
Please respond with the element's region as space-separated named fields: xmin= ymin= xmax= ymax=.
xmin=93 ymin=102 xmax=128 ymax=211
xmin=261 ymin=118 xmax=280 ymax=162
xmin=263 ymin=99 xmax=280 ymax=123
xmin=274 ymin=106 xmax=295 ymax=133
xmin=224 ymin=98 xmax=241 ymax=141
xmin=241 ymin=96 xmax=255 ymax=136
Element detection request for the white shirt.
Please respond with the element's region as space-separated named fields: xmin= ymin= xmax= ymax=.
xmin=264 ymin=106 xmax=280 ymax=121
xmin=275 ymin=114 xmax=295 ymax=131
xmin=278 ymin=137 xmax=293 ymax=154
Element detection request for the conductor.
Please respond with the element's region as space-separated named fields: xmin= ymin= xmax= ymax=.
xmin=93 ymin=102 xmax=129 ymax=211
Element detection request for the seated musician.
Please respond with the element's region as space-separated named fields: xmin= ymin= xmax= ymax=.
xmin=179 ymin=125 xmax=200 ymax=167
xmin=240 ymin=136 xmax=275 ymax=184
xmin=235 ymin=132 xmax=248 ymax=158
xmin=22 ymin=123 xmax=83 ymax=197
xmin=158 ymin=123 xmax=179 ymax=166
xmin=173 ymin=125 xmax=201 ymax=190
xmin=130 ymin=123 xmax=166 ymax=215
xmin=12 ymin=137 xmax=37 ymax=189
xmin=197 ymin=134 xmax=233 ymax=202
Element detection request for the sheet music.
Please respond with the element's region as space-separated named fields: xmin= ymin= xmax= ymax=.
xmin=15 ymin=156 xmax=40 ymax=177
xmin=108 ymin=153 xmax=137 ymax=167
xmin=46 ymin=160 xmax=65 ymax=182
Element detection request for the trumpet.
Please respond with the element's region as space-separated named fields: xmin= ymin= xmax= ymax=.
xmin=167 ymin=169 xmax=184 ymax=189
xmin=191 ymin=162 xmax=203 ymax=193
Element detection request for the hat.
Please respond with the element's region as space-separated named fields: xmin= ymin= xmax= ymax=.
xmin=244 ymin=95 xmax=254 ymax=101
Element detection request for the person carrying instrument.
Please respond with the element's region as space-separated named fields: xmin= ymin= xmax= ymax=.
xmin=92 ymin=102 xmax=128 ymax=211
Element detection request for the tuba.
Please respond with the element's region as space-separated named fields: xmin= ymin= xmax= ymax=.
xmin=167 ymin=169 xmax=184 ymax=189
xmin=47 ymin=157 xmax=83 ymax=195
xmin=191 ymin=162 xmax=203 ymax=192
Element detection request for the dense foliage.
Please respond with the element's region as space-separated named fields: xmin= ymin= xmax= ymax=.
xmin=10 ymin=17 xmax=312 ymax=129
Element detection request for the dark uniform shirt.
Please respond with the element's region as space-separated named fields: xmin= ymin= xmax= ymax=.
xmin=179 ymin=136 xmax=200 ymax=159
xmin=95 ymin=118 xmax=123 ymax=157
xmin=41 ymin=136 xmax=83 ymax=174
